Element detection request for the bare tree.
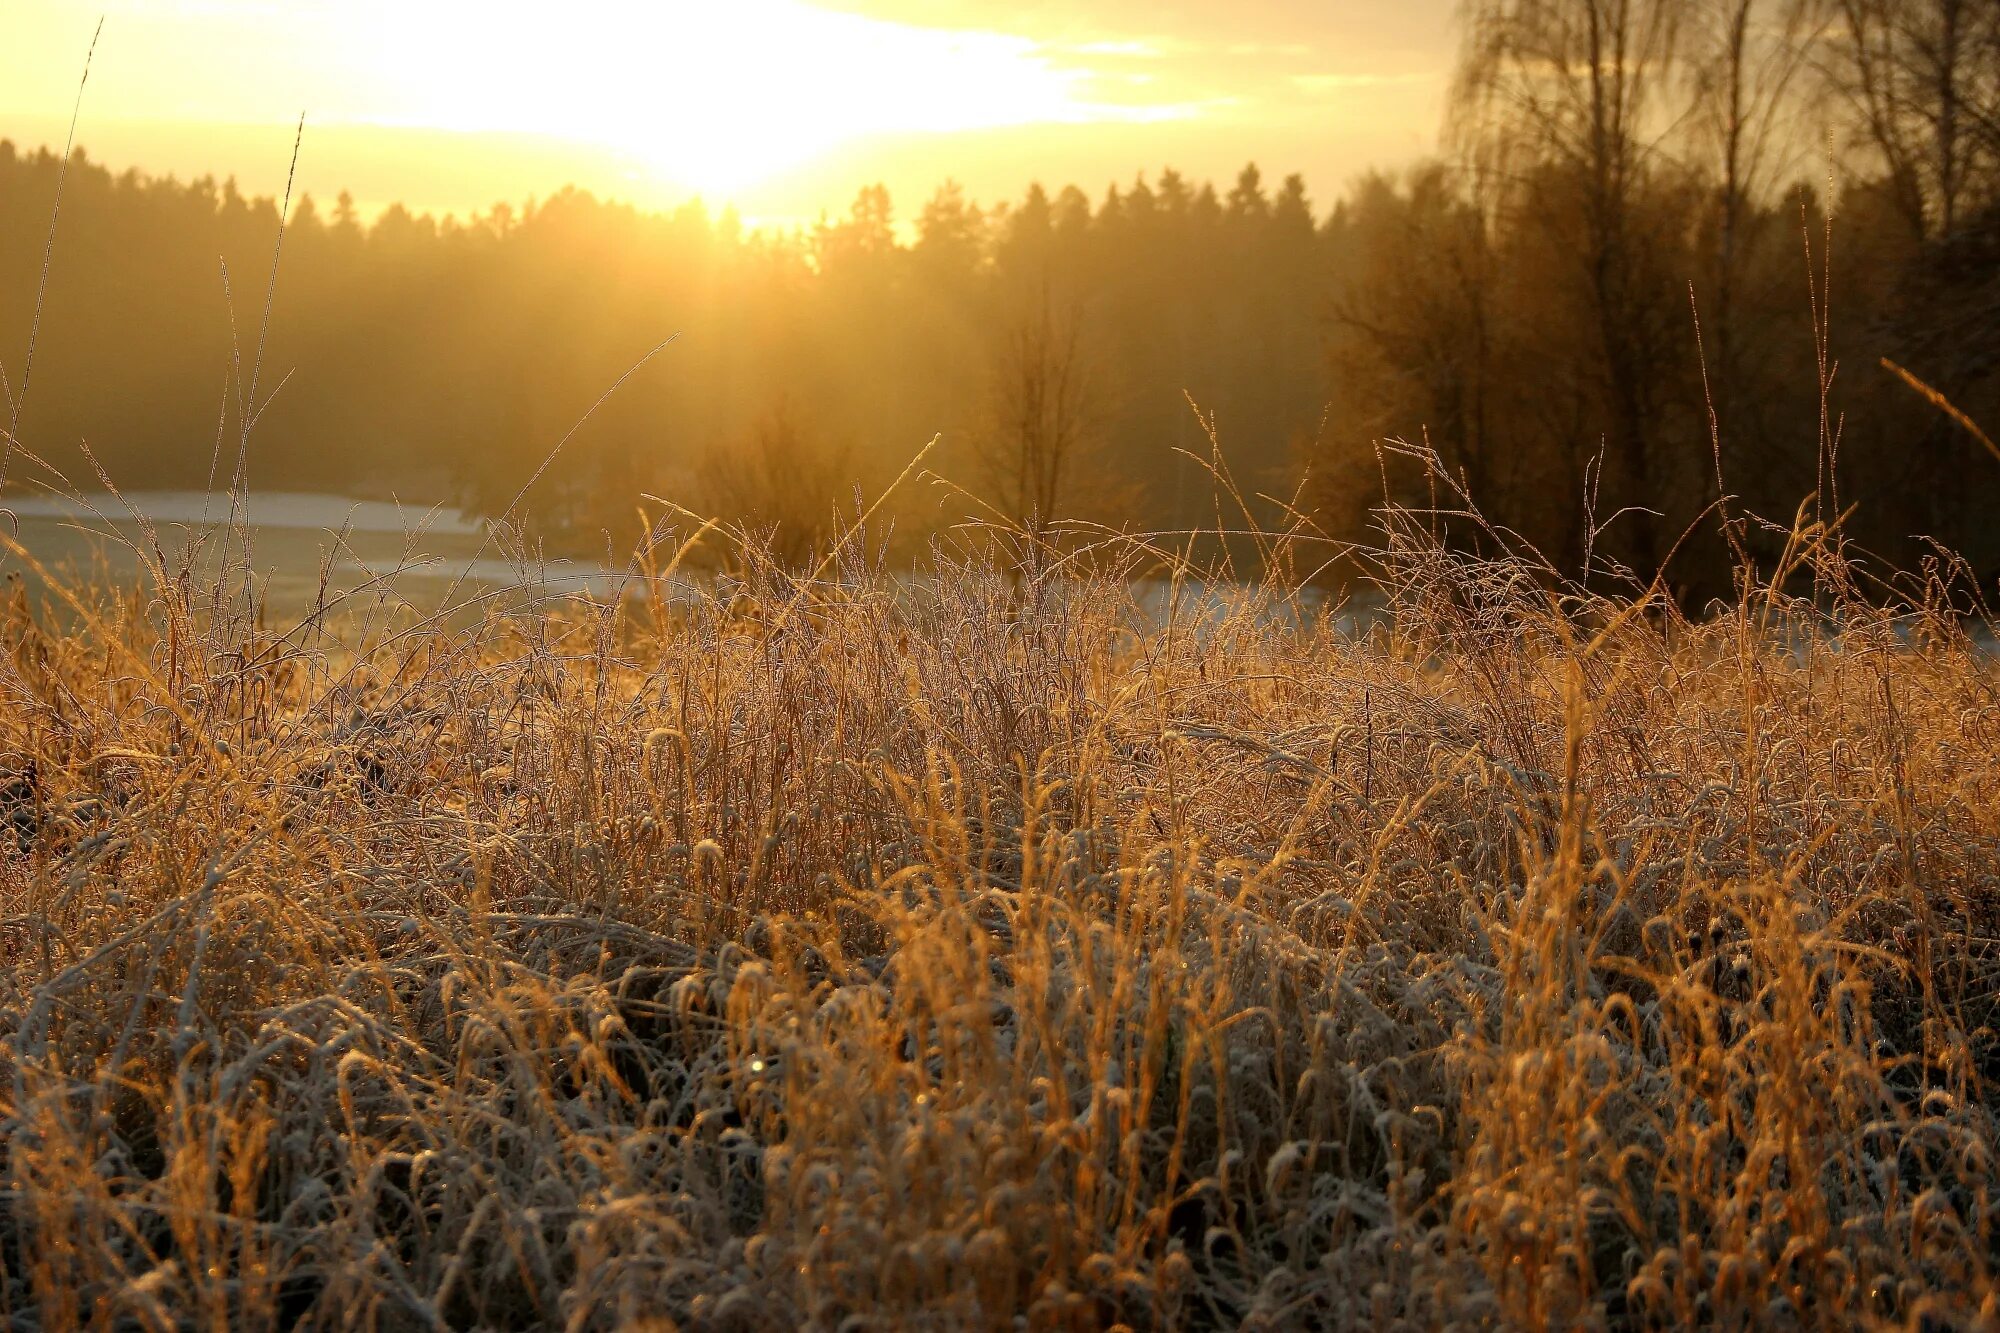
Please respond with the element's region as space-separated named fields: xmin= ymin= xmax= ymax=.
xmin=1690 ymin=0 xmax=1826 ymax=239
xmin=1811 ymin=0 xmax=2000 ymax=544
xmin=1451 ymin=0 xmax=1691 ymax=575
xmin=1325 ymin=167 xmax=1506 ymax=509
xmin=977 ymin=293 xmax=1096 ymax=544
xmin=1824 ymin=0 xmax=2000 ymax=239
xmin=1685 ymin=0 xmax=1830 ymax=505
xmin=698 ymin=402 xmax=856 ymax=568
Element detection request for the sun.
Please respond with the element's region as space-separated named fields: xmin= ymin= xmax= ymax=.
xmin=363 ymin=0 xmax=1121 ymax=201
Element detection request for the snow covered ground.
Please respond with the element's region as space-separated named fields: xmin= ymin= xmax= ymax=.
xmin=0 ymin=489 xmax=630 ymax=620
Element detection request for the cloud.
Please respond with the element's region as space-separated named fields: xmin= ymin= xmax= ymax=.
xmin=1292 ymin=72 xmax=1443 ymax=93
xmin=1010 ymin=14 xmax=1450 ymax=128
xmin=813 ymin=0 xmax=1459 ymax=54
xmin=1 ymin=0 xmax=1459 ymax=226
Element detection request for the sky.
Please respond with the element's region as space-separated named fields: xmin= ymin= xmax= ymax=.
xmin=1 ymin=0 xmax=1458 ymax=228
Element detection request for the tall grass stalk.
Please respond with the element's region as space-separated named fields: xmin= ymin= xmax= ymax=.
xmin=0 ymin=482 xmax=1992 ymax=1329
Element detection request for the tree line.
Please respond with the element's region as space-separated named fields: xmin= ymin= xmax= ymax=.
xmin=2 ymin=0 xmax=1997 ymax=597
xmin=0 ymin=146 xmax=1327 ymax=558
xmin=1319 ymin=0 xmax=2000 ymax=598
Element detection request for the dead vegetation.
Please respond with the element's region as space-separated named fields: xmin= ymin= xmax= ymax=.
xmin=0 ymin=500 xmax=1995 ymax=1331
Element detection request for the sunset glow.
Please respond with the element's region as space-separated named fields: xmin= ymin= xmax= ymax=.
xmin=364 ymin=2 xmax=1195 ymax=197
xmin=2 ymin=0 xmax=1452 ymax=219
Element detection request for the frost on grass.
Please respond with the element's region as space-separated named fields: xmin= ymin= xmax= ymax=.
xmin=0 ymin=518 xmax=1996 ymax=1331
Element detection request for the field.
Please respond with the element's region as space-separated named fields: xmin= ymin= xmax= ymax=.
xmin=0 ymin=509 xmax=1996 ymax=1331
xmin=0 ymin=492 xmax=625 ymax=620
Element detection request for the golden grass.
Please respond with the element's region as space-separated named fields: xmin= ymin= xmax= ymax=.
xmin=0 ymin=508 xmax=1995 ymax=1331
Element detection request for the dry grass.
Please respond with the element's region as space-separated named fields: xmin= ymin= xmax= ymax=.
xmin=0 ymin=501 xmax=1995 ymax=1331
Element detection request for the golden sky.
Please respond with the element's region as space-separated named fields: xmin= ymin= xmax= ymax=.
xmin=3 ymin=1 xmax=1455 ymax=226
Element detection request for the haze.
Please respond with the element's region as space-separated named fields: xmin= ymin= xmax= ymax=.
xmin=4 ymin=0 xmax=1454 ymax=224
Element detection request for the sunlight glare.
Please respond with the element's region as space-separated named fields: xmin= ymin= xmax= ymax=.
xmin=361 ymin=1 xmax=1165 ymax=199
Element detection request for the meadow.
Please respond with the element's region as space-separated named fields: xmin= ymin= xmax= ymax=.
xmin=0 ymin=490 xmax=1994 ymax=1331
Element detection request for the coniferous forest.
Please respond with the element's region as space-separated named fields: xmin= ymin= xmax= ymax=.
xmin=4 ymin=0 xmax=1998 ymax=598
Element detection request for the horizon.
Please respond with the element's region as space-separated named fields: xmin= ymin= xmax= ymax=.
xmin=4 ymin=1 xmax=1453 ymax=228
xmin=0 ymin=123 xmax=1405 ymax=238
